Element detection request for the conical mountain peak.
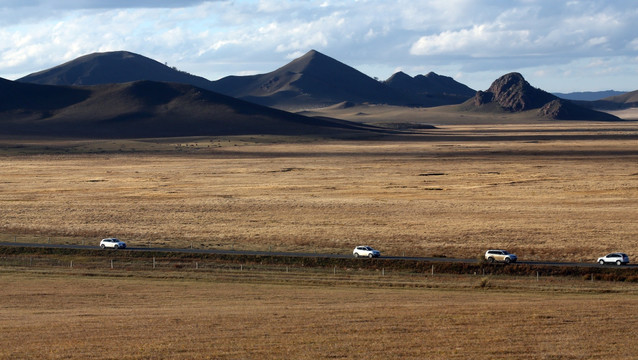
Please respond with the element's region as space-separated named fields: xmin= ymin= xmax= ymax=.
xmin=18 ymin=50 xmax=215 ymax=89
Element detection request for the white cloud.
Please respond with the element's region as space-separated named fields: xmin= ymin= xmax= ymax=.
xmin=410 ymin=24 xmax=532 ymax=56
xmin=0 ymin=0 xmax=637 ymax=91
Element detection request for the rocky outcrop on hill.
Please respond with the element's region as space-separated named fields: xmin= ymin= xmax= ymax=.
xmin=480 ymin=72 xmax=555 ymax=111
xmin=465 ymin=72 xmax=620 ymax=120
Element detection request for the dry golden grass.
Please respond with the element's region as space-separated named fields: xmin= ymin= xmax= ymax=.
xmin=2 ymin=123 xmax=638 ymax=261
xmin=1 ymin=269 xmax=638 ymax=359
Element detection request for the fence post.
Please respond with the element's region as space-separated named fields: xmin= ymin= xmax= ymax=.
xmin=70 ymin=260 xmax=73 ymax=268
xmin=431 ymin=265 xmax=434 ymax=276
xmin=110 ymin=259 xmax=113 ymax=269
xmin=382 ymin=268 xmax=385 ymax=276
xmin=153 ymin=257 xmax=156 ymax=269
xmin=537 ymin=271 xmax=539 ymax=281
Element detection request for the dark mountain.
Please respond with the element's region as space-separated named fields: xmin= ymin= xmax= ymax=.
xmin=209 ymin=49 xmax=409 ymax=109
xmin=0 ymin=77 xmax=382 ymax=138
xmin=553 ymin=90 xmax=626 ymax=101
xmin=18 ymin=51 xmax=216 ymax=90
xmin=463 ymin=72 xmax=620 ymax=121
xmin=384 ymin=71 xmax=475 ymax=106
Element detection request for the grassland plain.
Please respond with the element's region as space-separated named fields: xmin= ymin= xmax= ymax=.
xmin=1 ymin=123 xmax=638 ymax=262
xmin=2 ymin=268 xmax=638 ymax=359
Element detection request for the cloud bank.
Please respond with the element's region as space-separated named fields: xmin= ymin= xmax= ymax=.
xmin=0 ymin=0 xmax=637 ymax=92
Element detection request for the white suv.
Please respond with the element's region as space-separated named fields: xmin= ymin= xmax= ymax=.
xmin=100 ymin=238 xmax=126 ymax=249
xmin=353 ymin=246 xmax=380 ymax=258
xmin=485 ymin=249 xmax=517 ymax=264
xmin=597 ymin=253 xmax=629 ymax=265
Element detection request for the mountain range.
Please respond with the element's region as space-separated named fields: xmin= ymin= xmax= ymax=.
xmin=19 ymin=50 xmax=475 ymax=110
xmin=4 ymin=49 xmax=636 ymax=138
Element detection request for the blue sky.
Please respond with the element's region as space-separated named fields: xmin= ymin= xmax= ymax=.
xmin=0 ymin=0 xmax=637 ymax=92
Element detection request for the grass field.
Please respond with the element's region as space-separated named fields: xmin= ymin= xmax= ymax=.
xmin=2 ymin=267 xmax=638 ymax=359
xmin=3 ymin=121 xmax=638 ymax=359
xmin=2 ymin=123 xmax=638 ymax=262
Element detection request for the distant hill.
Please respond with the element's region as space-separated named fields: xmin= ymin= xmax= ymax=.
xmin=208 ymin=50 xmax=410 ymax=109
xmin=383 ymin=71 xmax=475 ymax=106
xmin=18 ymin=51 xmax=216 ymax=90
xmin=463 ymin=73 xmax=620 ymax=121
xmin=0 ymin=77 xmax=382 ymax=138
xmin=580 ymin=90 xmax=638 ymax=110
xmin=553 ymin=90 xmax=627 ymax=101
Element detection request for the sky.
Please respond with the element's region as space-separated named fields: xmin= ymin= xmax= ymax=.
xmin=0 ymin=0 xmax=637 ymax=93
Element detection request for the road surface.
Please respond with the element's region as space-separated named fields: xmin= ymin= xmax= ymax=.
xmin=1 ymin=241 xmax=636 ymax=269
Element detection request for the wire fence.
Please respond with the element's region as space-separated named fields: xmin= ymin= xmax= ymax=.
xmin=0 ymin=254 xmax=399 ymax=277
xmin=0 ymin=234 xmax=347 ymax=256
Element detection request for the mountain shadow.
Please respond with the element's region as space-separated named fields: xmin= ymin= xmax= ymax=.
xmin=0 ymin=77 xmax=385 ymax=138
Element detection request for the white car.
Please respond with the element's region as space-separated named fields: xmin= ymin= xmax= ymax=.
xmin=100 ymin=238 xmax=126 ymax=249
xmin=353 ymin=246 xmax=380 ymax=258
xmin=485 ymin=249 xmax=517 ymax=264
xmin=597 ymin=253 xmax=629 ymax=266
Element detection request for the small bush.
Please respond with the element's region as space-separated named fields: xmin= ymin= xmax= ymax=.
xmin=477 ymin=277 xmax=491 ymax=288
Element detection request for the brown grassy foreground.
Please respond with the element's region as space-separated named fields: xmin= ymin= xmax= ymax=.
xmin=2 ymin=123 xmax=638 ymax=262
xmin=2 ymin=268 xmax=638 ymax=359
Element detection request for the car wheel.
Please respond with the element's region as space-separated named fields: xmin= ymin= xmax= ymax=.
xmin=488 ymin=257 xmax=494 ymax=263
xmin=113 ymin=244 xmax=119 ymax=249
xmin=354 ymin=253 xmax=359 ymax=258
xmin=368 ymin=253 xmax=373 ymax=258
xmin=504 ymin=258 xmax=511 ymax=264
xmin=616 ymin=260 xmax=622 ymax=266
xmin=598 ymin=259 xmax=605 ymax=265
xmin=100 ymin=244 xmax=105 ymax=249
